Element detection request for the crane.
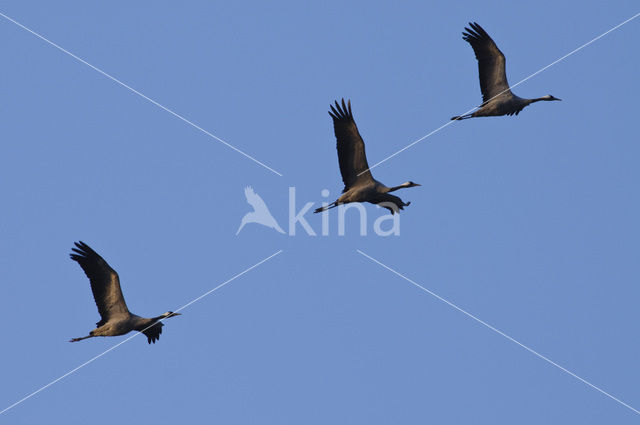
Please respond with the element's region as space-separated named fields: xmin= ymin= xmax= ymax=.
xmin=451 ymin=22 xmax=560 ymax=120
xmin=69 ymin=241 xmax=180 ymax=344
xmin=315 ymin=99 xmax=420 ymax=214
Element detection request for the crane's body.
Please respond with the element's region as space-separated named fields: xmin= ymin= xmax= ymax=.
xmin=333 ymin=179 xmax=414 ymax=213
xmin=71 ymin=313 xmax=166 ymax=341
xmin=69 ymin=241 xmax=180 ymax=344
xmin=452 ymin=22 xmax=560 ymax=120
xmin=315 ymin=99 xmax=420 ymax=214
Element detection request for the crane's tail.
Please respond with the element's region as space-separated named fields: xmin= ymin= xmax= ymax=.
xmin=451 ymin=114 xmax=472 ymax=121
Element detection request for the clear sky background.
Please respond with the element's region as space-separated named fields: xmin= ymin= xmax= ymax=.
xmin=1 ymin=1 xmax=639 ymax=423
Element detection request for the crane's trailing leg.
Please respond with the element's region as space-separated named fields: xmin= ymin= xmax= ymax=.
xmin=69 ymin=334 xmax=93 ymax=342
xmin=450 ymin=113 xmax=473 ymax=120
xmin=314 ymin=201 xmax=338 ymax=213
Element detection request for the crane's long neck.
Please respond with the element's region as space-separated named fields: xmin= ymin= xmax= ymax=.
xmin=529 ymin=96 xmax=556 ymax=104
xmin=387 ymin=182 xmax=412 ymax=193
xmin=150 ymin=312 xmax=180 ymax=322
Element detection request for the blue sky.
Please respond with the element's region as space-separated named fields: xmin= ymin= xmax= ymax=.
xmin=1 ymin=1 xmax=639 ymax=423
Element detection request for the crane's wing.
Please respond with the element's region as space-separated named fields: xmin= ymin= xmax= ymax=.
xmin=245 ymin=186 xmax=269 ymax=212
xmin=328 ymin=99 xmax=373 ymax=192
xmin=142 ymin=322 xmax=163 ymax=344
xmin=70 ymin=241 xmax=130 ymax=325
xmin=462 ymin=22 xmax=511 ymax=103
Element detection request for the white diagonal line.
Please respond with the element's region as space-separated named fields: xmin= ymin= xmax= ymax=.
xmin=356 ymin=249 xmax=640 ymax=415
xmin=0 ymin=249 xmax=283 ymax=416
xmin=361 ymin=11 xmax=640 ymax=175
xmin=0 ymin=11 xmax=283 ymax=177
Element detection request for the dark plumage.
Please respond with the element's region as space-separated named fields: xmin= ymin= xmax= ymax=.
xmin=451 ymin=22 xmax=561 ymax=120
xmin=69 ymin=241 xmax=180 ymax=344
xmin=315 ymin=99 xmax=420 ymax=214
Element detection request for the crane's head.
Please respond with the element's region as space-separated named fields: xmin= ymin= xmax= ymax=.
xmin=403 ymin=181 xmax=421 ymax=188
xmin=163 ymin=311 xmax=182 ymax=319
xmin=543 ymin=95 xmax=561 ymax=101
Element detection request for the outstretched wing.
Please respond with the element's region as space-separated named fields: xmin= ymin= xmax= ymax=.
xmin=328 ymin=99 xmax=373 ymax=192
xmin=462 ymin=22 xmax=511 ymax=103
xmin=70 ymin=241 xmax=130 ymax=326
xmin=142 ymin=322 xmax=163 ymax=344
xmin=245 ymin=186 xmax=270 ymax=213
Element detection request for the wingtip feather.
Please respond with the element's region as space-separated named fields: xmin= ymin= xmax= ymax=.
xmin=328 ymin=98 xmax=354 ymax=121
